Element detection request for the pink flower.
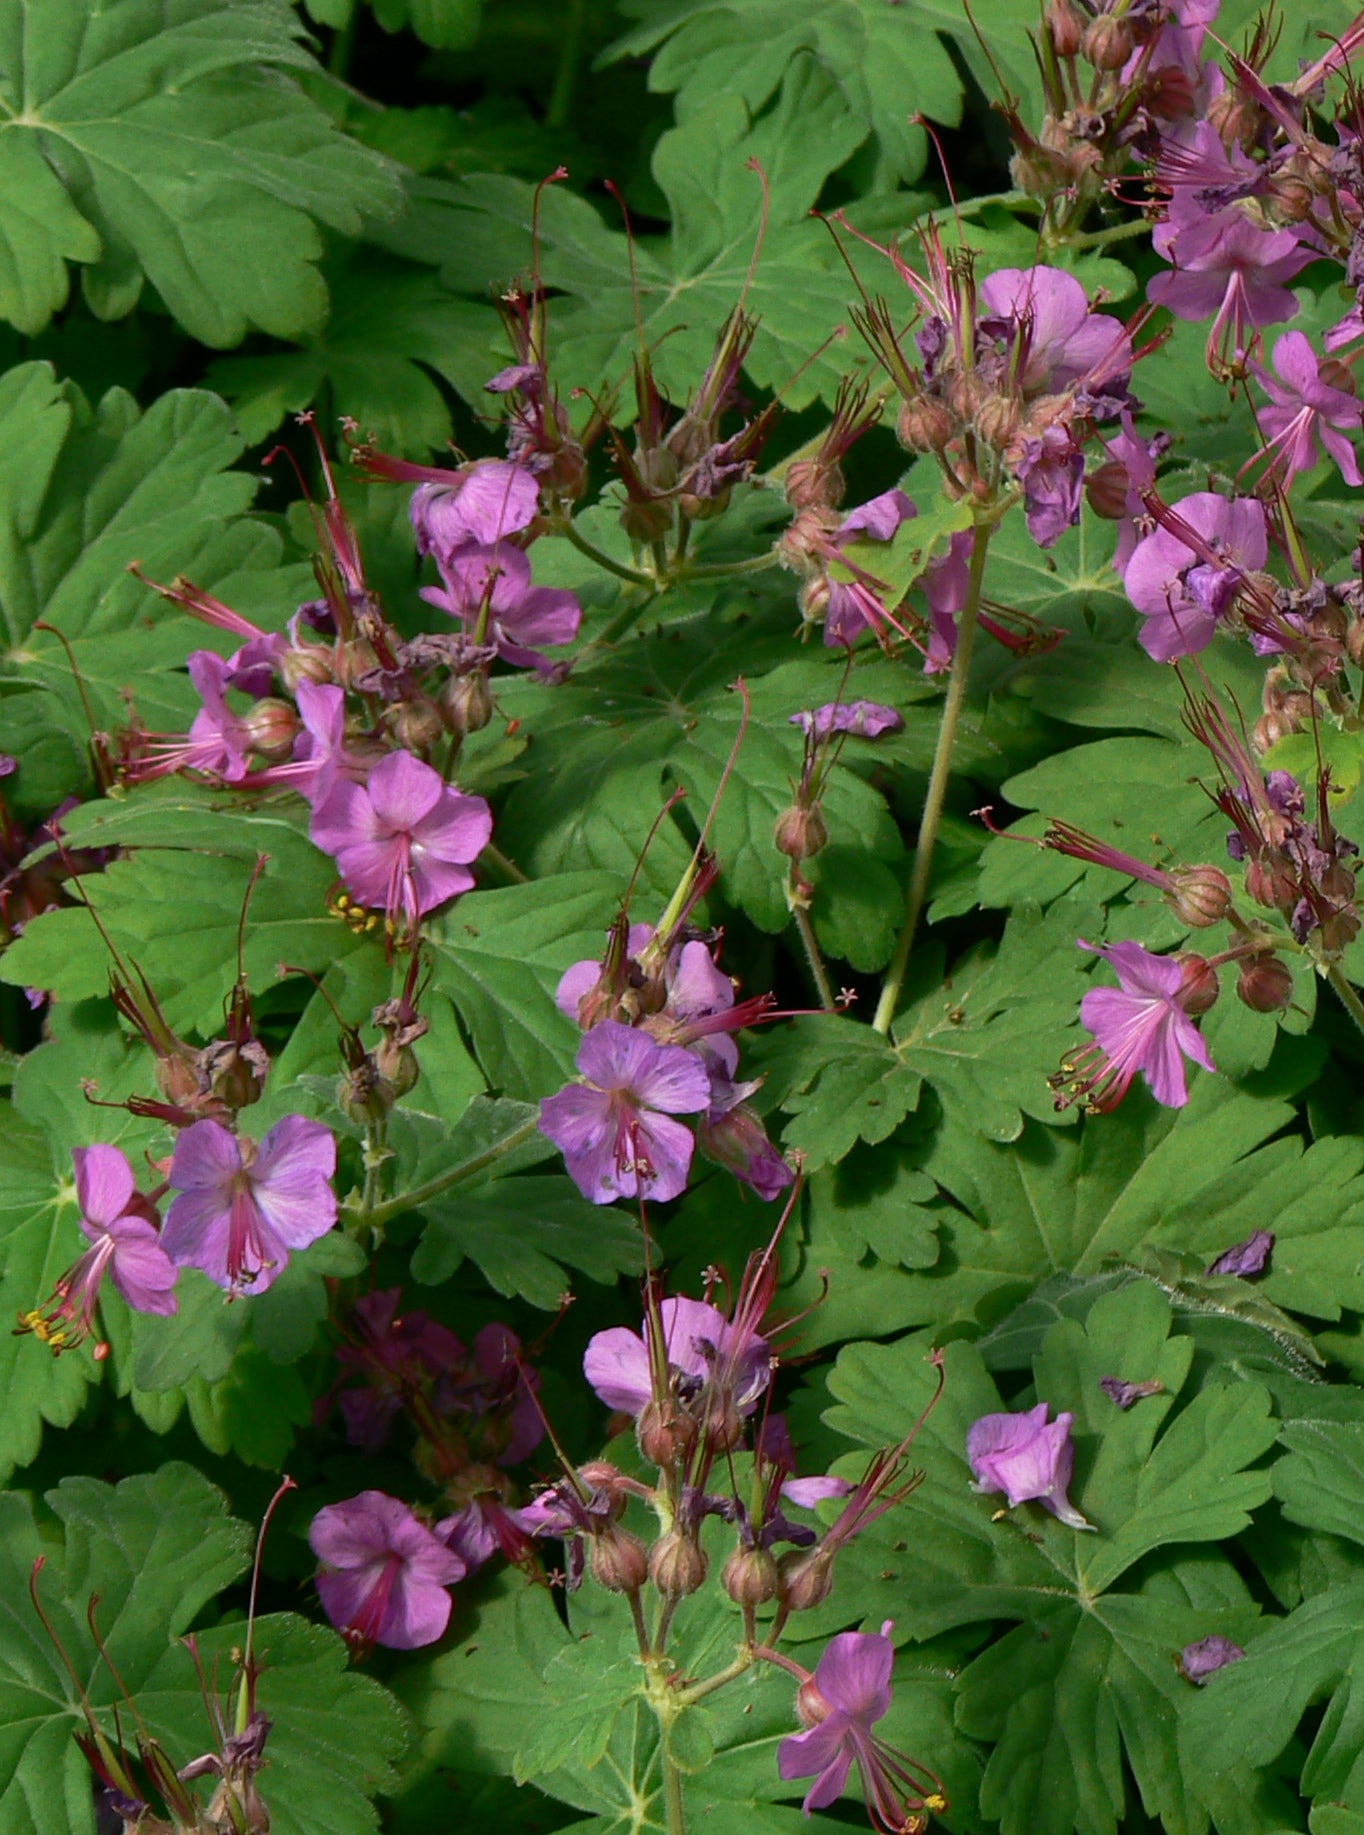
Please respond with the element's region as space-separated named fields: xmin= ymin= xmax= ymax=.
xmin=696 ymin=1074 xmax=794 ymax=1200
xmin=966 ymin=1404 xmax=1090 ymax=1528
xmin=583 ymin=1294 xmax=771 ymax=1416
xmin=421 ymin=540 xmax=582 ymax=672
xmin=163 ymin=1115 xmax=337 ymax=1294
xmin=1148 ymin=215 xmax=1312 ymax=367
xmin=977 ymin=266 xmax=1132 ymax=395
xmin=18 ymin=1146 xmax=178 ymax=1351
xmin=920 ymin=530 xmax=974 ymax=674
xmin=310 ymin=750 xmax=492 ymax=924
xmin=824 ymin=491 xmax=917 ymax=649
xmin=1057 ymin=939 xmax=1216 ymax=1112
xmin=1122 ymin=491 xmax=1267 ymax=661
xmin=778 ymin=1621 xmax=946 ymax=1829
xmin=410 ymin=458 xmax=540 ymax=561
xmin=539 ymin=1021 xmax=712 ymax=1204
xmin=790 ymin=702 xmax=904 ymax=739
xmin=310 ymin=1491 xmax=465 ymax=1650
xmin=1249 ymin=331 xmax=1363 ymax=486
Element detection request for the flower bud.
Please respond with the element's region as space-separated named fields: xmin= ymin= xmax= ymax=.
xmin=1236 ymin=954 xmax=1293 ymax=1012
xmin=777 ymin=1546 xmax=835 ymax=1613
xmin=1046 ymin=0 xmax=1083 ymax=58
xmin=1168 ymin=865 xmax=1234 ymax=929
xmin=721 ymin=1545 xmax=779 ymax=1607
xmin=649 ymin=1530 xmax=709 ymax=1598
xmin=619 ymin=495 xmax=674 ymax=545
xmin=774 ymin=803 xmax=828 ymax=861
xmin=797 ymin=574 xmax=830 ymax=629
xmin=280 ymin=644 xmax=336 ymax=692
xmin=896 ymin=394 xmax=956 ymax=454
xmin=779 ymin=507 xmax=840 ymax=574
xmin=243 ymin=698 xmax=299 ymax=760
xmin=389 ymin=695 xmax=446 ymax=754
xmin=637 ymin=1399 xmax=698 ymax=1469
xmin=373 ymin=1036 xmax=421 ymax=1099
xmin=588 ymin=1524 xmax=649 ymax=1594
xmin=1245 ymin=858 xmax=1297 ymax=915
xmin=1208 ymin=85 xmax=1264 ymax=153
xmin=1145 ymin=64 xmax=1197 ymax=122
xmin=1086 ymin=459 xmax=1131 ymax=521
xmin=678 ymin=486 xmax=730 ymax=522
xmin=785 ymin=459 xmax=845 ymax=514
xmin=703 ymin=1394 xmax=745 ymax=1455
xmin=444 ymin=671 xmax=494 ymax=736
xmin=1081 ymin=14 xmax=1132 ymax=69
xmin=974 ymin=394 xmax=1022 ymax=448
xmin=1175 ymin=953 xmax=1219 ymax=1016
xmin=1321 ymin=358 xmax=1357 ymax=396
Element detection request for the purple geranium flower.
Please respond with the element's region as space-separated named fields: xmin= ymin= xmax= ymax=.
xmin=539 ymin=1020 xmax=712 ymax=1204
xmin=163 ymin=1114 xmax=337 ymax=1294
xmin=1149 ymin=214 xmax=1313 ymax=360
xmin=778 ymin=1621 xmax=946 ymax=1828
xmin=310 ymin=750 xmax=492 ymax=924
xmin=1179 ymin=1635 xmax=1245 ymax=1683
xmin=1065 ymin=939 xmax=1216 ymax=1111
xmin=966 ymin=1403 xmax=1091 ymax=1528
xmin=790 ymin=702 xmax=904 ymax=739
xmin=1249 ymin=331 xmax=1363 ymax=487
xmin=696 ymin=1073 xmax=794 ymax=1200
xmin=1207 ymin=1230 xmax=1274 ymax=1277
xmin=920 ymin=530 xmax=975 ymax=674
xmin=18 ymin=1146 xmax=179 ymax=1351
xmin=583 ymin=1294 xmax=771 ymax=1417
xmin=411 ymin=459 xmax=540 ymax=561
xmin=977 ymin=266 xmax=1132 ymax=395
xmin=310 ymin=1491 xmax=465 ymax=1650
xmin=421 ymin=541 xmax=582 ymax=673
xmin=1123 ymin=491 xmax=1267 ymax=661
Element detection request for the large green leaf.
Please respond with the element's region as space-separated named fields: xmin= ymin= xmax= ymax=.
xmin=0 ymin=1462 xmax=409 ymax=1835
xmin=0 ymin=0 xmax=399 ymax=343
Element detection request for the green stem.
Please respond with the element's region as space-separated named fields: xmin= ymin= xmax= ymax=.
xmin=481 ymin=843 xmax=530 ymax=885
xmin=1328 ymin=963 xmax=1364 ymax=1040
xmin=792 ymin=901 xmax=836 ymax=1010
xmin=352 ymin=1114 xmax=541 ymax=1229
xmin=872 ymin=522 xmax=992 ymax=1036
xmin=545 ymin=0 xmax=586 ymax=128
xmin=661 ymin=1725 xmax=687 ymax=1835
xmin=676 ymin=1650 xmax=754 ymax=1707
xmin=559 ymin=521 xmax=657 ymax=587
xmin=1047 ymin=215 xmax=1151 ymax=253
xmin=679 ymin=552 xmax=780 ymax=582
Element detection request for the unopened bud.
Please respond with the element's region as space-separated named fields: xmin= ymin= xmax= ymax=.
xmin=243 ymin=698 xmax=299 ymax=759
xmin=785 ymin=459 xmax=845 ymax=514
xmin=1145 ymin=63 xmax=1197 ymax=122
xmin=1208 ymin=85 xmax=1263 ymax=153
xmin=1175 ymin=953 xmax=1219 ymax=1016
xmin=444 ymin=671 xmax=494 ymax=735
xmin=619 ymin=495 xmax=674 ymax=545
xmin=779 ymin=507 xmax=840 ymax=574
xmin=588 ymin=1524 xmax=649 ymax=1594
xmin=1086 ymin=459 xmax=1131 ymax=521
xmin=1236 ymin=954 xmax=1293 ymax=1012
xmin=1245 ymin=858 xmax=1297 ymax=916
xmin=280 ymin=644 xmax=335 ymax=692
xmin=637 ymin=1399 xmax=698 ymax=1469
xmin=1320 ymin=358 xmax=1357 ymax=396
xmin=1081 ymin=14 xmax=1132 ymax=69
xmin=1046 ymin=0 xmax=1083 ymax=58
xmin=774 ymin=803 xmax=828 ymax=861
xmin=1168 ymin=865 xmax=1233 ymax=928
xmin=579 ymin=1461 xmax=630 ymax=1520
xmin=721 ymin=1545 xmax=779 ymax=1607
xmin=678 ymin=486 xmax=731 ymax=522
xmin=974 ymin=394 xmax=1022 ymax=448
xmin=389 ymin=695 xmax=446 ymax=754
xmin=896 ymin=394 xmax=956 ymax=454
xmin=649 ymin=1530 xmax=709 ymax=1597
xmin=777 ymin=1546 xmax=835 ymax=1612
xmin=797 ymin=574 xmax=830 ymax=629
xmin=703 ymin=1395 xmax=745 ymax=1455
xmin=374 ymin=1036 xmax=421 ymax=1098
xmin=1010 ymin=143 xmax=1075 ymax=202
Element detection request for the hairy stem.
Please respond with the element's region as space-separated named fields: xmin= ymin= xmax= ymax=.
xmin=481 ymin=842 xmax=531 ymax=885
xmin=661 ymin=1728 xmax=687 ymax=1835
xmin=792 ymin=900 xmax=836 ymax=1010
xmin=680 ymin=551 xmax=781 ymax=582
xmin=872 ymin=522 xmax=992 ymax=1035
xmin=1049 ymin=214 xmax=1153 ymax=253
xmin=353 ymin=1114 xmax=541 ymax=1229
xmin=1328 ymin=963 xmax=1364 ymax=1040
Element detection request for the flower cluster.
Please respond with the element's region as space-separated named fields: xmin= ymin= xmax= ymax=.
xmin=539 ymin=905 xmax=794 ymax=1207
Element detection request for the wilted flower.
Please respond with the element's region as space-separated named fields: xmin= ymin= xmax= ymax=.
xmin=1178 ymin=1635 xmax=1245 ymax=1683
xmin=539 ymin=1020 xmax=712 ymax=1204
xmin=1099 ymin=1376 xmax=1165 ymax=1409
xmin=1207 ymin=1230 xmax=1274 ymax=1276
xmin=790 ymin=702 xmax=904 ymax=739
xmin=696 ymin=1073 xmax=796 ymax=1200
xmin=777 ymin=1620 xmax=947 ymax=1832
xmin=410 ymin=458 xmax=540 ymax=560
xmin=17 ymin=1146 xmax=178 ymax=1352
xmin=310 ymin=750 xmax=492 ymax=925
xmin=163 ymin=1114 xmax=337 ymax=1294
xmin=310 ymin=1491 xmax=465 ymax=1650
xmin=966 ymin=1403 xmax=1091 ymax=1528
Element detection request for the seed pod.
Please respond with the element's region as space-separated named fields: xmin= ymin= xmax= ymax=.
xmin=588 ymin=1524 xmax=649 ymax=1594
xmin=777 ymin=1546 xmax=835 ymax=1612
xmin=1175 ymin=953 xmax=1219 ymax=1016
xmin=637 ymin=1398 xmax=698 ymax=1470
xmin=774 ymin=803 xmax=829 ymax=861
xmin=896 ymin=393 xmax=956 ymax=454
xmin=444 ymin=671 xmax=495 ymax=736
xmin=1081 ymin=14 xmax=1132 ymax=70
xmin=1168 ymin=865 xmax=1234 ymax=929
xmin=721 ymin=1545 xmax=779 ymax=1607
